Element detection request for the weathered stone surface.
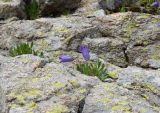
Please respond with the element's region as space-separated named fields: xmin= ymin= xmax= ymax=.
xmin=0 ymin=55 xmax=99 ymax=113
xmin=99 ymin=0 xmax=139 ymax=11
xmin=0 ymin=0 xmax=26 ymax=19
xmin=84 ymin=12 xmax=160 ymax=68
xmin=38 ymin=0 xmax=82 ymax=16
xmin=75 ymin=0 xmax=105 ymax=17
xmin=0 ymin=12 xmax=160 ymax=68
xmin=82 ymin=66 xmax=160 ymax=113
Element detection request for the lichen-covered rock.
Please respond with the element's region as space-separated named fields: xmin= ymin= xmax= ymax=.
xmin=99 ymin=0 xmax=138 ymax=11
xmin=75 ymin=0 xmax=105 ymax=17
xmin=84 ymin=12 xmax=160 ymax=68
xmin=0 ymin=55 xmax=99 ymax=113
xmin=82 ymin=66 xmax=160 ymax=113
xmin=0 ymin=12 xmax=159 ymax=68
xmin=0 ymin=0 xmax=26 ymax=19
xmin=38 ymin=0 xmax=82 ymax=16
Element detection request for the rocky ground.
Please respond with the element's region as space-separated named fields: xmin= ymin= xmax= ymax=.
xmin=0 ymin=0 xmax=160 ymax=113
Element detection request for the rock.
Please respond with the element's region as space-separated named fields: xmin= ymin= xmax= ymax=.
xmin=99 ymin=0 xmax=123 ymax=11
xmin=82 ymin=66 xmax=160 ymax=113
xmin=0 ymin=55 xmax=99 ymax=112
xmin=75 ymin=0 xmax=104 ymax=17
xmin=0 ymin=0 xmax=26 ymax=19
xmin=87 ymin=12 xmax=160 ymax=68
xmin=0 ymin=12 xmax=159 ymax=68
xmin=99 ymin=0 xmax=139 ymax=11
xmin=38 ymin=0 xmax=82 ymax=16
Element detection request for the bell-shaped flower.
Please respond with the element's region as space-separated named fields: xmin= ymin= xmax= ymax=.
xmin=59 ymin=55 xmax=74 ymax=63
xmin=79 ymin=45 xmax=90 ymax=61
xmin=152 ymin=0 xmax=159 ymax=7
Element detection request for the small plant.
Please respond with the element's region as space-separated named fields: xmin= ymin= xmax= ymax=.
xmin=9 ymin=42 xmax=44 ymax=57
xmin=25 ymin=0 xmax=39 ymax=20
xmin=76 ymin=60 xmax=109 ymax=82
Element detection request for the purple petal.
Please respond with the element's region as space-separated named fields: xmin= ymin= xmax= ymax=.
xmin=79 ymin=45 xmax=90 ymax=61
xmin=79 ymin=45 xmax=85 ymax=53
xmin=59 ymin=55 xmax=74 ymax=63
xmin=152 ymin=1 xmax=159 ymax=7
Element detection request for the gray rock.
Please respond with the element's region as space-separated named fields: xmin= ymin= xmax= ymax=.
xmin=0 ymin=12 xmax=160 ymax=69
xmin=99 ymin=0 xmax=139 ymax=11
xmin=82 ymin=66 xmax=160 ymax=113
xmin=0 ymin=55 xmax=99 ymax=112
xmin=0 ymin=0 xmax=26 ymax=19
xmin=38 ymin=0 xmax=82 ymax=16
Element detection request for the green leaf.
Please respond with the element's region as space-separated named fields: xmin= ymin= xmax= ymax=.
xmin=76 ymin=60 xmax=110 ymax=82
xmin=9 ymin=42 xmax=44 ymax=58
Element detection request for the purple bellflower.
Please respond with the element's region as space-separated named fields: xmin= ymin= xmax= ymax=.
xmin=152 ymin=0 xmax=159 ymax=7
xmin=79 ymin=45 xmax=90 ymax=61
xmin=59 ymin=55 xmax=74 ymax=63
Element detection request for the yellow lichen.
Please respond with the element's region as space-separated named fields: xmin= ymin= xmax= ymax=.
xmin=52 ymin=82 xmax=63 ymax=89
xmin=124 ymin=21 xmax=136 ymax=39
xmin=111 ymin=104 xmax=130 ymax=112
xmin=77 ymin=88 xmax=87 ymax=94
xmin=38 ymin=40 xmax=51 ymax=50
xmin=16 ymin=95 xmax=25 ymax=103
xmin=46 ymin=104 xmax=69 ymax=113
xmin=22 ymin=57 xmax=30 ymax=64
xmin=138 ymin=15 xmax=148 ymax=19
xmin=143 ymin=47 xmax=148 ymax=52
xmin=151 ymin=53 xmax=160 ymax=60
xmin=9 ymin=104 xmax=21 ymax=109
xmin=23 ymin=89 xmax=41 ymax=97
xmin=140 ymin=107 xmax=146 ymax=113
xmin=68 ymin=80 xmax=79 ymax=88
xmin=44 ymin=74 xmax=53 ymax=80
xmin=99 ymin=98 xmax=111 ymax=104
xmin=108 ymin=72 xmax=118 ymax=79
xmin=144 ymin=30 xmax=151 ymax=34
xmin=145 ymin=83 xmax=157 ymax=93
xmin=26 ymin=101 xmax=38 ymax=111
xmin=55 ymin=27 xmax=69 ymax=33
xmin=32 ymin=77 xmax=40 ymax=82
xmin=156 ymin=44 xmax=160 ymax=48
xmin=141 ymin=94 xmax=149 ymax=100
